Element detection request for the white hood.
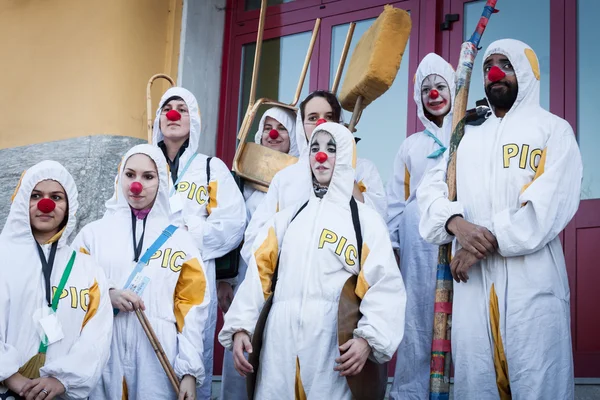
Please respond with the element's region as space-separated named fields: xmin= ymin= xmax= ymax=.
xmin=483 ymin=39 xmax=541 ymax=115
xmin=253 ymin=106 xmax=298 ymax=156
xmin=103 ymin=144 xmax=171 ymax=218
xmin=1 ymin=160 xmax=78 ymax=247
xmin=308 ymin=122 xmax=356 ymax=204
xmin=151 ymin=87 xmax=202 ymax=164
xmin=413 ymin=52 xmax=456 ymax=144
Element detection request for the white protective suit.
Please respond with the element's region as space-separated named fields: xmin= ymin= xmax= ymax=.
xmin=73 ymin=145 xmax=210 ymax=400
xmin=387 ymin=53 xmax=456 ymax=400
xmin=241 ymin=99 xmax=387 ymax=266
xmin=219 ymin=122 xmax=406 ymax=399
xmin=0 ymin=161 xmax=112 ymax=399
xmin=150 ymin=87 xmax=247 ymax=399
xmin=220 ymin=106 xmax=297 ymax=400
xmin=417 ymin=39 xmax=581 ymax=399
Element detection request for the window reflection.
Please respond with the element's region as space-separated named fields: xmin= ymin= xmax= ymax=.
xmin=578 ymin=0 xmax=600 ymax=199
xmin=239 ymin=32 xmax=311 ymax=141
xmin=464 ymin=0 xmax=550 ymax=111
xmin=330 ymin=18 xmax=410 ymax=185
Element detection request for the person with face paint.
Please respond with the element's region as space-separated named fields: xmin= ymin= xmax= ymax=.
xmin=0 ymin=161 xmax=112 ymax=400
xmin=241 ymin=90 xmax=386 ymax=269
xmin=218 ymin=106 xmax=297 ymax=400
xmin=386 ymin=53 xmax=455 ymax=400
xmin=218 ymin=122 xmax=405 ymax=399
xmin=142 ymin=87 xmax=246 ymax=400
xmin=73 ymin=145 xmax=210 ymax=400
xmin=417 ymin=39 xmax=581 ymax=399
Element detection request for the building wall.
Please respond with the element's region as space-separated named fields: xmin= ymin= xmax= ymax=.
xmin=179 ymin=0 xmax=228 ymax=157
xmin=0 ymin=0 xmax=182 ymax=149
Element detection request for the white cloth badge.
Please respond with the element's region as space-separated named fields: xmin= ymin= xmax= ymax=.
xmin=39 ymin=313 xmax=64 ymax=345
xmin=169 ymin=193 xmax=184 ymax=214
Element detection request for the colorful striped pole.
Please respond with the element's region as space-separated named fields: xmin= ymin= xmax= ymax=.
xmin=430 ymin=2 xmax=499 ymax=399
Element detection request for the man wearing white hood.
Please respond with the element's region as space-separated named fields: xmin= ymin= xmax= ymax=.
xmin=151 ymin=88 xmax=247 ymax=399
xmin=418 ymin=39 xmax=581 ymax=399
xmin=387 ymin=53 xmax=455 ymax=400
xmin=241 ymin=90 xmax=387 ymax=267
xmin=218 ymin=106 xmax=297 ymax=400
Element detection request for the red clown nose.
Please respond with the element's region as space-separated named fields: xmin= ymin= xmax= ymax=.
xmin=315 ymin=118 xmax=327 ymax=126
xmin=315 ymin=152 xmax=328 ymax=163
xmin=429 ymin=89 xmax=439 ymax=99
xmin=488 ymin=66 xmax=506 ymax=83
xmin=166 ymin=110 xmax=181 ymax=121
xmin=130 ymin=182 xmax=143 ymax=195
xmin=37 ymin=198 xmax=56 ymax=213
xmin=268 ymin=129 xmax=279 ymax=139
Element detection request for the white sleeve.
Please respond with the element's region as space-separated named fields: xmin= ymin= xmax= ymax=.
xmin=417 ymin=153 xmax=464 ymax=245
xmin=240 ymin=173 xmax=281 ymax=266
xmin=492 ymin=123 xmax=582 ymax=257
xmin=219 ymin=209 xmax=293 ymax=351
xmin=356 ymin=158 xmax=388 ymax=221
xmin=40 ymin=264 xmax=113 ymax=399
xmin=0 ymin=269 xmax=20 ymax=382
xmin=353 ymin=213 xmax=406 ymax=363
xmin=385 ymin=144 xmax=408 ymax=248
xmin=173 ymin=255 xmax=211 ymax=386
xmin=185 ymin=157 xmax=247 ymax=260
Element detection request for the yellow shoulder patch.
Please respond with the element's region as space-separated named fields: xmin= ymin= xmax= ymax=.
xmin=524 ymin=48 xmax=540 ymax=81
xmin=355 ymin=243 xmax=371 ymax=299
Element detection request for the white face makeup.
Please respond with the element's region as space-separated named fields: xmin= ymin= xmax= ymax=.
xmin=121 ymin=154 xmax=159 ymax=210
xmin=309 ymin=131 xmax=336 ymax=186
xmin=421 ymin=74 xmax=451 ymax=118
xmin=261 ymin=116 xmax=290 ymax=153
xmin=159 ymin=99 xmax=191 ymax=142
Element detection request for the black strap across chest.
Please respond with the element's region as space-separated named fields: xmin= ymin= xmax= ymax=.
xmin=270 ymin=197 xmax=362 ymax=294
xmin=131 ymin=211 xmax=148 ymax=262
xmin=35 ymin=240 xmax=59 ymax=307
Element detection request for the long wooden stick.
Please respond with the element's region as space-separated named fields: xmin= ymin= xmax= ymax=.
xmin=146 ymin=74 xmax=175 ymax=143
xmin=135 ymin=309 xmax=180 ymax=393
xmin=331 ymin=22 xmax=356 ymax=95
xmin=291 ymin=18 xmax=321 ymax=106
xmin=430 ymin=1 xmax=499 ymax=398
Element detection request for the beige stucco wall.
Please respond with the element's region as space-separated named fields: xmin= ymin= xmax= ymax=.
xmin=0 ymin=0 xmax=182 ymax=149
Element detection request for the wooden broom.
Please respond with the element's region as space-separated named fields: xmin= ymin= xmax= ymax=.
xmin=429 ymin=2 xmax=499 ymax=399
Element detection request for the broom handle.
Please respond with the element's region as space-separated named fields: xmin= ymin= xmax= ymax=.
xmin=135 ymin=309 xmax=180 ymax=393
xmin=430 ymin=0 xmax=498 ymax=397
xmin=146 ymin=74 xmax=176 ymax=143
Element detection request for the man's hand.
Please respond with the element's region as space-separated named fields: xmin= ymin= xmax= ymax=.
xmin=109 ymin=289 xmax=145 ymax=312
xmin=334 ymin=338 xmax=371 ymax=377
xmin=217 ymin=281 xmax=234 ymax=313
xmin=232 ymin=331 xmax=254 ymax=377
xmin=450 ymin=248 xmax=480 ymax=283
xmin=447 ymin=217 xmax=498 ymax=259
xmin=21 ymin=377 xmax=65 ymax=400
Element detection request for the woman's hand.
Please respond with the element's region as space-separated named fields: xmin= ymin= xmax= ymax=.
xmin=177 ymin=374 xmax=196 ymax=400
xmin=232 ymin=331 xmax=254 ymax=377
xmin=4 ymin=373 xmax=30 ymax=396
xmin=334 ymin=337 xmax=371 ymax=377
xmin=21 ymin=376 xmax=65 ymax=400
xmin=109 ymin=289 xmax=145 ymax=312
xmin=217 ymin=281 xmax=234 ymax=313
